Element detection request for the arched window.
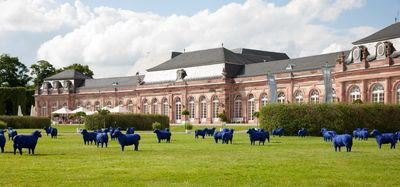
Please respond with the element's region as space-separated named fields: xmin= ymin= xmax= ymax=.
xmin=86 ymin=102 xmax=92 ymax=111
xmin=294 ymin=91 xmax=303 ymax=104
xmin=152 ymin=98 xmax=158 ymax=114
xmin=212 ymin=96 xmax=219 ymax=119
xmin=127 ymin=100 xmax=133 ymax=112
xmin=260 ymin=94 xmax=268 ymax=107
xmin=397 ymin=85 xmax=400 ymax=104
xmin=234 ymin=95 xmax=242 ymax=118
xmin=175 ymin=98 xmax=182 ymax=122
xmin=310 ymin=90 xmax=319 ymax=104
xmin=350 ymin=86 xmax=361 ymax=102
xmin=51 ymin=103 xmax=58 ymax=112
xmin=372 ymin=84 xmax=384 ymax=103
xmin=162 ymin=98 xmax=169 ymax=116
xmin=41 ymin=103 xmax=47 ymax=117
xmin=247 ymin=94 xmax=255 ymax=121
xmin=188 ymin=96 xmax=195 ymax=120
xmin=106 ymin=101 xmax=112 ymax=108
xmin=143 ymin=99 xmax=149 ymax=114
xmin=200 ymin=96 xmax=207 ymax=119
xmin=277 ymin=92 xmax=285 ymax=104
xmin=95 ymin=101 xmax=101 ymax=111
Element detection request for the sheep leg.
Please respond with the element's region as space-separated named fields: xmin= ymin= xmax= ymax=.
xmin=1 ymin=147 xmax=3 ymax=153
xmin=158 ymin=139 xmax=161 ymax=143
xmin=202 ymin=135 xmax=204 ymax=139
xmin=32 ymin=148 xmax=35 ymax=155
xmin=121 ymin=146 xmax=124 ymax=151
xmin=18 ymin=148 xmax=22 ymax=155
xmin=134 ymin=143 xmax=139 ymax=151
xmin=29 ymin=149 xmax=31 ymax=154
xmin=105 ymin=142 xmax=108 ymax=148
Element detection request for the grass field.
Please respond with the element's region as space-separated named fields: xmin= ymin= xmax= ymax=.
xmin=1 ymin=125 xmax=400 ymax=186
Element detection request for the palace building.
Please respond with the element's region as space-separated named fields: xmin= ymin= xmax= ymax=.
xmin=35 ymin=22 xmax=400 ymax=124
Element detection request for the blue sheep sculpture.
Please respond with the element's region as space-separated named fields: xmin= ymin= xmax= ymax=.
xmin=44 ymin=127 xmax=52 ymax=136
xmin=272 ymin=128 xmax=284 ymax=137
xmin=109 ymin=127 xmax=115 ymax=140
xmin=96 ymin=133 xmax=109 ymax=148
xmin=321 ymin=128 xmax=336 ymax=142
xmin=298 ymin=128 xmax=307 ymax=138
xmin=247 ymin=128 xmax=269 ymax=145
xmin=370 ymin=129 xmax=397 ymax=149
xmin=358 ymin=128 xmax=368 ymax=141
xmin=126 ymin=127 xmax=135 ymax=134
xmin=194 ymin=128 xmax=207 ymax=139
xmin=396 ymin=132 xmax=400 ymax=142
xmin=154 ymin=128 xmax=171 ymax=143
xmin=50 ymin=127 xmax=58 ymax=139
xmin=113 ymin=130 xmax=141 ymax=151
xmin=8 ymin=127 xmax=18 ymax=141
xmin=81 ymin=129 xmax=97 ymax=145
xmin=213 ymin=128 xmax=228 ymax=143
xmin=222 ymin=129 xmax=234 ymax=144
xmin=0 ymin=130 xmax=6 ymax=153
xmin=205 ymin=128 xmax=216 ymax=136
xmin=13 ymin=130 xmax=42 ymax=155
xmin=333 ymin=134 xmax=353 ymax=152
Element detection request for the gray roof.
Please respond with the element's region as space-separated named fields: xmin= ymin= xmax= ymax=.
xmin=353 ymin=22 xmax=400 ymax=45
xmin=239 ymin=51 xmax=350 ymax=77
xmin=78 ymin=75 xmax=144 ymax=90
xmin=231 ymin=48 xmax=289 ymax=61
xmin=147 ymin=47 xmax=289 ymax=71
xmin=45 ymin=70 xmax=92 ymax=80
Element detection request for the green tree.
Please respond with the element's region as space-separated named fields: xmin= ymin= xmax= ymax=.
xmin=30 ymin=60 xmax=57 ymax=87
xmin=61 ymin=63 xmax=94 ymax=78
xmin=0 ymin=54 xmax=31 ymax=87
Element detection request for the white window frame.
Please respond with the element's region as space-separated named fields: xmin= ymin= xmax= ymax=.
xmin=310 ymin=90 xmax=319 ymax=104
xmin=372 ymin=84 xmax=384 ymax=103
xmin=247 ymin=94 xmax=255 ymax=121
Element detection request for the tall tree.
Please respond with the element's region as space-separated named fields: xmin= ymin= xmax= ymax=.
xmin=62 ymin=63 xmax=94 ymax=78
xmin=0 ymin=54 xmax=31 ymax=87
xmin=30 ymin=60 xmax=57 ymax=87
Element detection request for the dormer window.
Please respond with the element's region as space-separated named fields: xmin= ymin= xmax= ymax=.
xmin=286 ymin=64 xmax=294 ymax=70
xmin=353 ymin=48 xmax=360 ymax=61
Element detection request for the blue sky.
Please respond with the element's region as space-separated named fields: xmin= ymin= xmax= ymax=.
xmin=1 ymin=0 xmax=400 ymax=78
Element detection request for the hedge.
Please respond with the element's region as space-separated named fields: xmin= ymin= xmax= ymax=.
xmin=85 ymin=113 xmax=170 ymax=130
xmin=259 ymin=104 xmax=400 ymax=136
xmin=0 ymin=116 xmax=51 ymax=129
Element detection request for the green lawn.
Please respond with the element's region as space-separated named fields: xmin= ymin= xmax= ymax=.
xmin=1 ymin=125 xmax=399 ymax=186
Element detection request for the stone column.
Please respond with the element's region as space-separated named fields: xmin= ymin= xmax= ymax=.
xmin=361 ymin=80 xmax=367 ymax=102
xmin=385 ymin=78 xmax=391 ymax=104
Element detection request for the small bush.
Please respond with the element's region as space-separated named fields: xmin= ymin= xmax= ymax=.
xmin=0 ymin=116 xmax=51 ymax=129
xmin=184 ymin=122 xmax=193 ymax=130
xmin=218 ymin=111 xmax=227 ymax=122
xmin=85 ymin=113 xmax=169 ymax=130
xmin=152 ymin=122 xmax=162 ymax=130
xmin=0 ymin=120 xmax=7 ymax=129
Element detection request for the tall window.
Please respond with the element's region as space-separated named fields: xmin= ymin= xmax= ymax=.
xmin=127 ymin=100 xmax=133 ymax=112
xmin=152 ymin=98 xmax=158 ymax=114
xmin=106 ymin=101 xmax=112 ymax=108
xmin=397 ymin=85 xmax=400 ymax=104
xmin=143 ymin=99 xmax=149 ymax=114
xmin=234 ymin=95 xmax=242 ymax=118
xmin=294 ymin=91 xmax=303 ymax=104
xmin=350 ymin=86 xmax=361 ymax=102
xmin=310 ymin=90 xmax=319 ymax=104
xmin=212 ymin=96 xmax=219 ymax=119
xmin=162 ymin=98 xmax=169 ymax=116
xmin=372 ymin=84 xmax=384 ymax=103
xmin=51 ymin=103 xmax=58 ymax=112
xmin=175 ymin=98 xmax=182 ymax=121
xmin=260 ymin=94 xmax=268 ymax=107
xmin=247 ymin=94 xmax=255 ymax=121
xmin=86 ymin=102 xmax=92 ymax=111
xmin=277 ymin=92 xmax=285 ymax=104
xmin=188 ymin=96 xmax=195 ymax=120
xmin=41 ymin=103 xmax=47 ymax=117
xmin=200 ymin=96 xmax=207 ymax=119
xmin=95 ymin=101 xmax=101 ymax=111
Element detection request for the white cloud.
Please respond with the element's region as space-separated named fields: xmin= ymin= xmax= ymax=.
xmin=33 ymin=0 xmax=375 ymax=78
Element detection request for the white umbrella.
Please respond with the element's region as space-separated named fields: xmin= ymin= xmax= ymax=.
xmin=30 ymin=105 xmax=36 ymax=117
xmin=52 ymin=107 xmax=72 ymax=114
xmin=71 ymin=106 xmax=91 ymax=114
xmin=17 ymin=105 xmax=23 ymax=116
xmin=101 ymin=106 xmax=112 ymax=111
xmin=86 ymin=111 xmax=97 ymax=115
xmin=109 ymin=105 xmax=130 ymax=113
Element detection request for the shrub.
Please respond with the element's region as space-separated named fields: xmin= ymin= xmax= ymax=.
xmin=259 ymin=103 xmax=400 ymax=136
xmin=0 ymin=116 xmax=51 ymax=129
xmin=152 ymin=122 xmax=162 ymax=130
xmin=0 ymin=120 xmax=7 ymax=129
xmin=181 ymin=109 xmax=190 ymax=116
xmin=184 ymin=122 xmax=193 ymax=130
xmin=85 ymin=113 xmax=169 ymax=130
xmin=218 ymin=111 xmax=227 ymax=122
